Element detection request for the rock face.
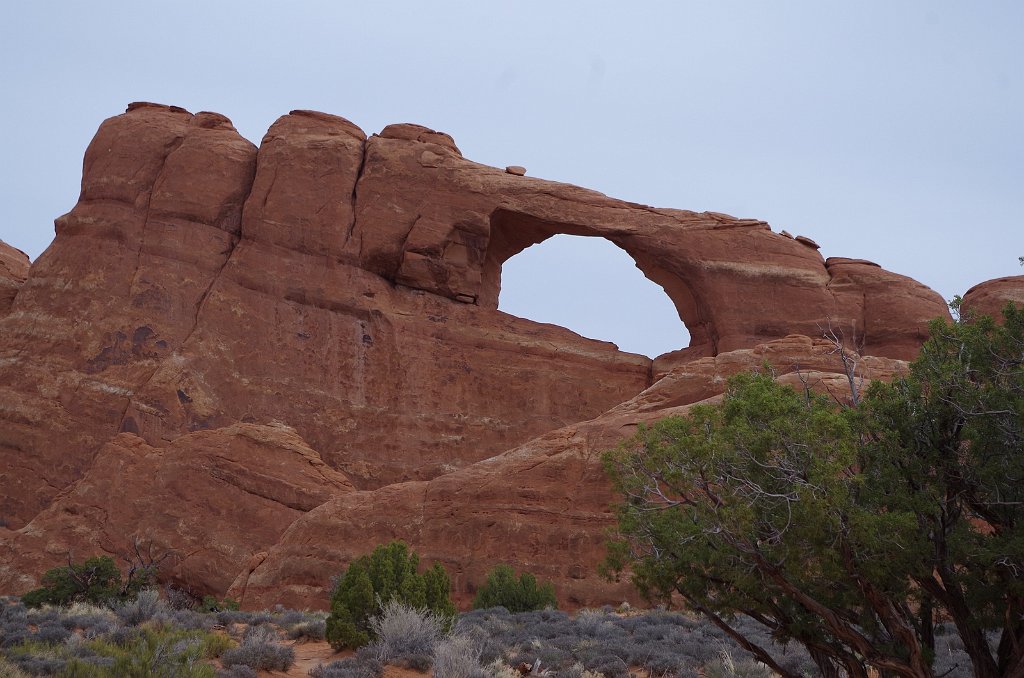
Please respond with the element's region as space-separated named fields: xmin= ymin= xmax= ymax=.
xmin=0 ymin=424 xmax=353 ymax=595
xmin=0 ymin=239 xmax=29 ymax=315
xmin=961 ymin=276 xmax=1024 ymax=322
xmin=231 ymin=335 xmax=910 ymax=611
xmin=0 ymin=102 xmax=967 ymax=607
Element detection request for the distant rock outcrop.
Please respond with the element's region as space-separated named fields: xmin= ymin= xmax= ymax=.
xmin=961 ymin=275 xmax=1024 ymax=322
xmin=0 ymin=103 xmax=983 ymax=608
xmin=0 ymin=239 xmax=29 ymax=315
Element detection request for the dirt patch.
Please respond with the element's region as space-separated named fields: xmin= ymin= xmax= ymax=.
xmin=256 ymin=639 xmax=345 ymax=676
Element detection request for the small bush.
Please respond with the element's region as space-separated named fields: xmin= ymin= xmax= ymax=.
xmin=310 ymin=651 xmax=385 ymax=678
xmin=1 ymin=601 xmax=28 ymax=623
xmin=432 ymin=633 xmax=488 ymax=678
xmin=220 ymin=624 xmax=295 ymax=672
xmin=326 ymin=541 xmax=456 ymax=650
xmin=639 ymin=648 xmax=694 ymax=676
xmin=1 ymin=626 xmax=30 ymax=649
xmin=21 ymin=555 xmax=157 ymax=608
xmin=201 ymin=631 xmax=236 ymax=658
xmin=702 ymin=650 xmax=774 ymax=678
xmin=33 ymin=622 xmax=72 ymax=645
xmin=287 ymin=618 xmax=327 ymax=641
xmin=115 ymin=588 xmax=162 ymax=626
xmin=63 ymin=605 xmax=119 ymax=637
xmin=369 ymin=599 xmax=445 ymax=664
xmin=472 ymin=564 xmax=558 ymax=613
xmin=107 ymin=625 xmax=144 ymax=647
xmin=24 ymin=608 xmax=59 ymax=626
xmin=483 ymin=658 xmax=523 ymax=678
xmin=152 ymin=607 xmax=215 ymax=632
xmin=10 ymin=653 xmax=69 ymax=676
xmin=581 ymin=653 xmax=629 ymax=678
xmin=551 ymin=663 xmax=603 ymax=678
xmin=276 ymin=609 xmax=312 ymax=625
xmin=215 ymin=609 xmax=251 ymax=626
xmin=165 ymin=584 xmax=198 ymax=610
xmin=0 ymin=657 xmax=29 ymax=678
xmin=200 ymin=595 xmax=240 ymax=613
xmin=217 ymin=666 xmax=257 ymax=678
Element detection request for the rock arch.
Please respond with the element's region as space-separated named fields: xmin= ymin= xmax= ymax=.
xmin=480 ymin=208 xmax=713 ymax=356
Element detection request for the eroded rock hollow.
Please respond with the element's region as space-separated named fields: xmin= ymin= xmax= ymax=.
xmin=4 ymin=102 xmax=1008 ymax=609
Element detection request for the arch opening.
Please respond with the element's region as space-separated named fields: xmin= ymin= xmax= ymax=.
xmin=497 ymin=234 xmax=691 ymax=359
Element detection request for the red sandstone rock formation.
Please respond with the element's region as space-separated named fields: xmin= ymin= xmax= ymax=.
xmin=961 ymin=275 xmax=1024 ymax=322
xmin=0 ymin=239 xmax=29 ymax=315
xmin=0 ymin=102 xmax=969 ymax=607
xmin=0 ymin=423 xmax=352 ymax=594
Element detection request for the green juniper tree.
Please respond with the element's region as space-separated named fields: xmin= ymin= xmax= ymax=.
xmin=603 ymin=305 xmax=1023 ymax=678
xmin=472 ymin=564 xmax=558 ymax=612
xmin=325 ymin=541 xmax=456 ymax=650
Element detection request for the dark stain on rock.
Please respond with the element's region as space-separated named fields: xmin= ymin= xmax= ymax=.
xmin=85 ymin=326 xmax=169 ymax=373
xmin=120 ymin=416 xmax=139 ymax=434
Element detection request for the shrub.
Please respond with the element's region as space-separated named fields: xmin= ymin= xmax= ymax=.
xmin=310 ymin=650 xmax=385 ymax=678
xmin=325 ymin=541 xmax=456 ymax=650
xmin=275 ymin=609 xmax=312 ymax=625
xmin=21 ymin=557 xmax=123 ymax=608
xmin=62 ymin=602 xmax=119 ymax=637
xmin=287 ymin=618 xmax=327 ymax=641
xmin=200 ymin=595 xmax=240 ymax=613
xmin=201 ymin=631 xmax=236 ymax=658
xmin=638 ymin=648 xmax=694 ymax=677
xmin=151 ymin=607 xmax=215 ymax=632
xmin=0 ymin=626 xmax=30 ymax=649
xmin=33 ymin=622 xmax=72 ymax=645
xmin=702 ymin=650 xmax=774 ymax=678
xmin=220 ymin=624 xmax=295 ymax=672
xmin=369 ymin=599 xmax=445 ymax=665
xmin=10 ymin=653 xmax=68 ymax=676
xmin=581 ymin=653 xmax=629 ymax=678
xmin=114 ymin=588 xmax=162 ymax=626
xmin=217 ymin=666 xmax=257 ymax=678
xmin=0 ymin=657 xmax=29 ymax=678
xmin=214 ymin=609 xmax=252 ymax=627
xmin=433 ymin=633 xmax=488 ymax=678
xmin=107 ymin=625 xmax=144 ymax=647
xmin=551 ymin=664 xmax=604 ymax=678
xmin=164 ymin=584 xmax=197 ymax=610
xmin=472 ymin=564 xmax=558 ymax=613
xmin=24 ymin=608 xmax=59 ymax=626
xmin=485 ymin=658 xmax=529 ymax=678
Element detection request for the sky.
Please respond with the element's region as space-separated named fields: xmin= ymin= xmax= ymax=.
xmin=1 ymin=2 xmax=1021 ymax=358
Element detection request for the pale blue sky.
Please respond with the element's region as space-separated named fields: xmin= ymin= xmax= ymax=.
xmin=2 ymin=2 xmax=1021 ymax=357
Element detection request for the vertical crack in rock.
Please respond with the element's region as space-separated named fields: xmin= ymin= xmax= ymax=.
xmin=114 ymin=138 xmax=259 ymax=436
xmin=127 ymin=134 xmax=187 ymax=295
xmin=101 ymin=131 xmax=188 ymax=462
xmin=343 ymin=138 xmax=369 ymax=246
xmin=397 ymin=214 xmax=422 ymax=263
xmin=260 ymin=164 xmax=280 ymax=212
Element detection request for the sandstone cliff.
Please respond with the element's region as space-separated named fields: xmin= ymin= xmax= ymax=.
xmin=2 ymin=102 xmax=1006 ymax=609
